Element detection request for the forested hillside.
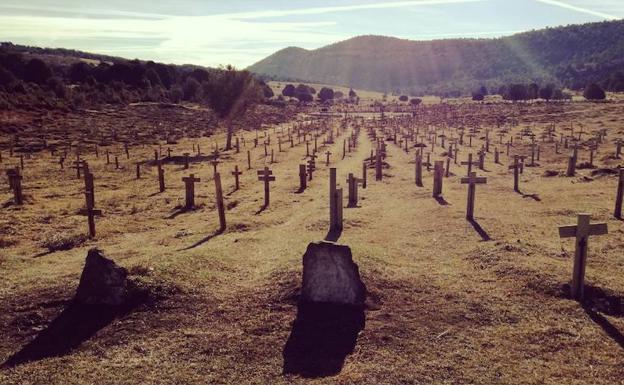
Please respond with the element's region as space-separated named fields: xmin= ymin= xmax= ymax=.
xmin=248 ymin=20 xmax=624 ymax=96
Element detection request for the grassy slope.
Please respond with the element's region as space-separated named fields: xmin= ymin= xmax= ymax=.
xmin=1 ymin=100 xmax=624 ymax=384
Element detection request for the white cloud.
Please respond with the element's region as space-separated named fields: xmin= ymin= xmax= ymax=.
xmin=534 ymin=0 xmax=620 ymax=20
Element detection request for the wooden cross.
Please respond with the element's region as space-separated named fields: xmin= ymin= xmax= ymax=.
xmin=6 ymin=168 xmax=23 ymax=205
xmin=183 ymin=153 xmax=191 ymax=169
xmin=257 ymin=167 xmax=275 ymax=208
xmin=307 ymin=157 xmax=316 ymax=181
xmin=325 ymin=150 xmax=331 ymax=166
xmin=157 ymin=161 xmax=165 ymax=192
xmin=346 ymin=172 xmax=364 ymax=207
xmin=508 ymin=155 xmax=521 ymax=192
xmin=415 ymin=154 xmax=423 ymax=187
xmin=461 ymin=172 xmax=487 ymax=220
xmin=72 ymin=159 xmax=82 ymax=179
xmin=461 ymin=153 xmax=479 ymax=176
xmin=432 ymin=161 xmax=444 ymax=197
xmin=182 ymin=174 xmax=201 ymax=209
xmin=375 ymin=150 xmax=383 ymax=181
xmin=329 ymin=168 xmax=343 ymax=232
xmin=214 ymin=172 xmax=226 ymax=231
xmin=614 ymin=169 xmax=624 ymax=219
xmin=298 ymin=164 xmax=307 ymax=191
xmin=231 ymin=165 xmax=242 ymax=191
xmin=558 ymin=213 xmax=608 ymax=300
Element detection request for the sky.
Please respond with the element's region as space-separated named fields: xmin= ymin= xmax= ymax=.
xmin=0 ymin=0 xmax=622 ymax=68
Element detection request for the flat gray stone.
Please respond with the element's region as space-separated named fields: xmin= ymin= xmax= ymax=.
xmin=75 ymin=248 xmax=128 ymax=306
xmin=301 ymin=241 xmax=366 ymax=306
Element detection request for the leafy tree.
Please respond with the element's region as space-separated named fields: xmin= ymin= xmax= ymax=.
xmin=349 ymin=88 xmax=357 ymax=98
xmin=528 ymin=83 xmax=540 ymax=99
xmin=399 ymin=95 xmax=408 ymax=102
xmin=282 ymin=84 xmax=295 ymax=97
xmin=23 ymin=58 xmax=51 ymax=84
xmin=479 ymin=85 xmax=488 ymax=96
xmin=472 ymin=92 xmax=484 ymax=101
xmin=318 ymin=87 xmax=334 ymax=102
xmin=508 ymin=84 xmax=528 ymax=101
xmin=0 ymin=66 xmax=16 ymax=87
xmin=183 ymin=77 xmax=201 ymax=101
xmin=190 ymin=68 xmax=210 ymax=82
xmin=538 ymin=84 xmax=554 ymax=100
xmin=203 ymin=66 xmax=264 ymax=149
xmin=410 ymin=98 xmax=422 ymax=106
xmin=583 ymin=83 xmax=606 ymax=100
xmin=296 ymin=92 xmax=313 ymax=102
xmin=145 ymin=68 xmax=162 ymax=87
xmin=68 ymin=62 xmax=92 ymax=83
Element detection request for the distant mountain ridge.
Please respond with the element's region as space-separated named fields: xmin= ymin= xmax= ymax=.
xmin=248 ymin=20 xmax=624 ymax=96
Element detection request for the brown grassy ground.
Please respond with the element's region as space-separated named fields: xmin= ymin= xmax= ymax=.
xmin=1 ymin=100 xmax=624 ymax=384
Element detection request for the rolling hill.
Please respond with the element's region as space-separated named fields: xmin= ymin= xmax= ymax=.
xmin=248 ymin=20 xmax=624 ymax=96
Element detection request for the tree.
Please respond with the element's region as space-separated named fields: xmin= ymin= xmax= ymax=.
xmin=68 ymin=62 xmax=92 ymax=83
xmin=318 ymin=87 xmax=334 ymax=102
xmin=23 ymin=58 xmax=51 ymax=84
xmin=583 ymin=83 xmax=606 ymax=100
xmin=282 ymin=84 xmax=295 ymax=97
xmin=0 ymin=66 xmax=16 ymax=88
xmin=203 ymin=66 xmax=264 ymax=149
xmin=349 ymin=88 xmax=357 ymax=98
xmin=399 ymin=95 xmax=408 ymax=102
xmin=183 ymin=77 xmax=201 ymax=101
xmin=410 ymin=98 xmax=422 ymax=106
xmin=472 ymin=92 xmax=484 ymax=101
xmin=538 ymin=84 xmax=554 ymax=100
xmin=295 ymin=92 xmax=313 ymax=102
xmin=508 ymin=84 xmax=528 ymax=101
xmin=528 ymin=83 xmax=539 ymax=99
xmin=479 ymin=85 xmax=488 ymax=96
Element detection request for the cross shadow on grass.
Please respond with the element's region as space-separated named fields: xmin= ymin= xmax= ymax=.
xmin=180 ymin=228 xmax=225 ymax=250
xmin=434 ymin=195 xmax=449 ymax=206
xmin=468 ymin=218 xmax=491 ymax=241
xmin=579 ymin=285 xmax=624 ymax=350
xmin=282 ymin=302 xmax=365 ymax=378
xmin=2 ymin=286 xmax=149 ymax=367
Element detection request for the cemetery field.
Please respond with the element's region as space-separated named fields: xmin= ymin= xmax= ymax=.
xmin=1 ymin=99 xmax=624 ymax=384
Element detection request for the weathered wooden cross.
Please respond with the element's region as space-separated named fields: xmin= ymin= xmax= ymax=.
xmin=231 ymin=165 xmax=242 ymax=191
xmin=461 ymin=153 xmax=479 ymax=176
xmin=257 ymin=167 xmax=275 ymax=208
xmin=214 ymin=172 xmax=226 ymax=231
xmin=6 ymin=168 xmax=23 ymax=205
xmin=182 ymin=174 xmax=201 ymax=209
xmin=346 ymin=172 xmax=364 ymax=207
xmin=509 ymin=155 xmax=521 ymax=192
xmin=558 ymin=213 xmax=608 ymax=300
xmin=614 ymin=168 xmax=624 ymax=219
xmin=461 ymin=172 xmax=487 ymax=220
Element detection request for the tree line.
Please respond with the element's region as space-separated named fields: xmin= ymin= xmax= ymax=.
xmin=0 ymin=43 xmax=272 ymax=117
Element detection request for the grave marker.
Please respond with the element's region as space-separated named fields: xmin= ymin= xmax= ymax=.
xmin=214 ymin=172 xmax=226 ymax=231
xmin=257 ymin=167 xmax=275 ymax=207
xmin=461 ymin=172 xmax=487 ymax=220
xmin=615 ymin=169 xmax=624 ymax=219
xmin=558 ymin=213 xmax=608 ymax=300
xmin=182 ymin=174 xmax=201 ymax=209
xmin=231 ymin=165 xmax=242 ymax=191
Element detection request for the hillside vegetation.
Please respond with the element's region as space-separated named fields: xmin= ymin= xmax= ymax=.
xmin=248 ymin=20 xmax=624 ymax=96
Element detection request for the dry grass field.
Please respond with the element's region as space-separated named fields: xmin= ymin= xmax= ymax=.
xmin=1 ymin=99 xmax=624 ymax=385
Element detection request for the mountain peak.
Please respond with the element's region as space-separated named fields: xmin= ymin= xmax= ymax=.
xmin=248 ymin=19 xmax=624 ymax=95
